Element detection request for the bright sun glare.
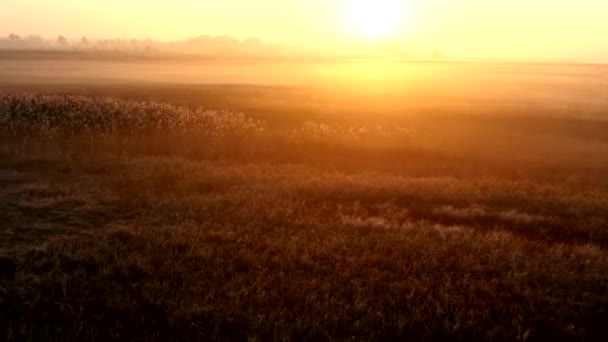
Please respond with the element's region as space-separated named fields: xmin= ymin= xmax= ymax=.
xmin=342 ymin=0 xmax=408 ymax=39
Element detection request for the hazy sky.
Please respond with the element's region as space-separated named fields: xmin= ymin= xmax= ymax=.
xmin=2 ymin=0 xmax=608 ymax=61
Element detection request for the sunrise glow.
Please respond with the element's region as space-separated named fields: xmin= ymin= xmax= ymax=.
xmin=341 ymin=0 xmax=409 ymax=39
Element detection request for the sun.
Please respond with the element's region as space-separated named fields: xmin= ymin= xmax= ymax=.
xmin=342 ymin=0 xmax=409 ymax=39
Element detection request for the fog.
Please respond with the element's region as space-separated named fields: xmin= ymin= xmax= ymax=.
xmin=1 ymin=53 xmax=606 ymax=122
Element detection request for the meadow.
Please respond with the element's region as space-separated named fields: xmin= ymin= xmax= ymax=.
xmin=1 ymin=53 xmax=608 ymax=341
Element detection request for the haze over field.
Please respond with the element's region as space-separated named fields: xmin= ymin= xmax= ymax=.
xmin=1 ymin=1 xmax=608 ymax=341
xmin=0 ymin=57 xmax=606 ymax=123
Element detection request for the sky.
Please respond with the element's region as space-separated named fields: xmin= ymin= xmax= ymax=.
xmin=1 ymin=0 xmax=608 ymax=61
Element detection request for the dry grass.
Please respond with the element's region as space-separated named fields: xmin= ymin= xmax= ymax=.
xmin=1 ymin=92 xmax=608 ymax=341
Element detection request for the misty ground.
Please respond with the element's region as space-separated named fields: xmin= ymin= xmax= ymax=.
xmin=1 ymin=52 xmax=608 ymax=341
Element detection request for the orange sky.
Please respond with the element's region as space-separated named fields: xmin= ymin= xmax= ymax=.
xmin=2 ymin=0 xmax=608 ymax=61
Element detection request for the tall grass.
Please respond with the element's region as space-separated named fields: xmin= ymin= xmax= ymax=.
xmin=0 ymin=93 xmax=265 ymax=137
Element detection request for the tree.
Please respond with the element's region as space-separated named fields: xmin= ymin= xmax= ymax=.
xmin=8 ymin=33 xmax=21 ymax=41
xmin=57 ymin=35 xmax=68 ymax=46
xmin=81 ymin=36 xmax=90 ymax=47
xmin=431 ymin=49 xmax=444 ymax=59
xmin=242 ymin=37 xmax=264 ymax=55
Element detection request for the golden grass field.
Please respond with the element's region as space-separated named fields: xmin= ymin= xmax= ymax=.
xmin=1 ymin=53 xmax=608 ymax=341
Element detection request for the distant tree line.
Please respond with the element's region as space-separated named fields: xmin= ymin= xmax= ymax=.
xmin=0 ymin=33 xmax=321 ymax=57
xmin=0 ymin=33 xmax=446 ymax=59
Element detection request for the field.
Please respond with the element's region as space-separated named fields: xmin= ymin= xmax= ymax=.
xmin=1 ymin=52 xmax=608 ymax=341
